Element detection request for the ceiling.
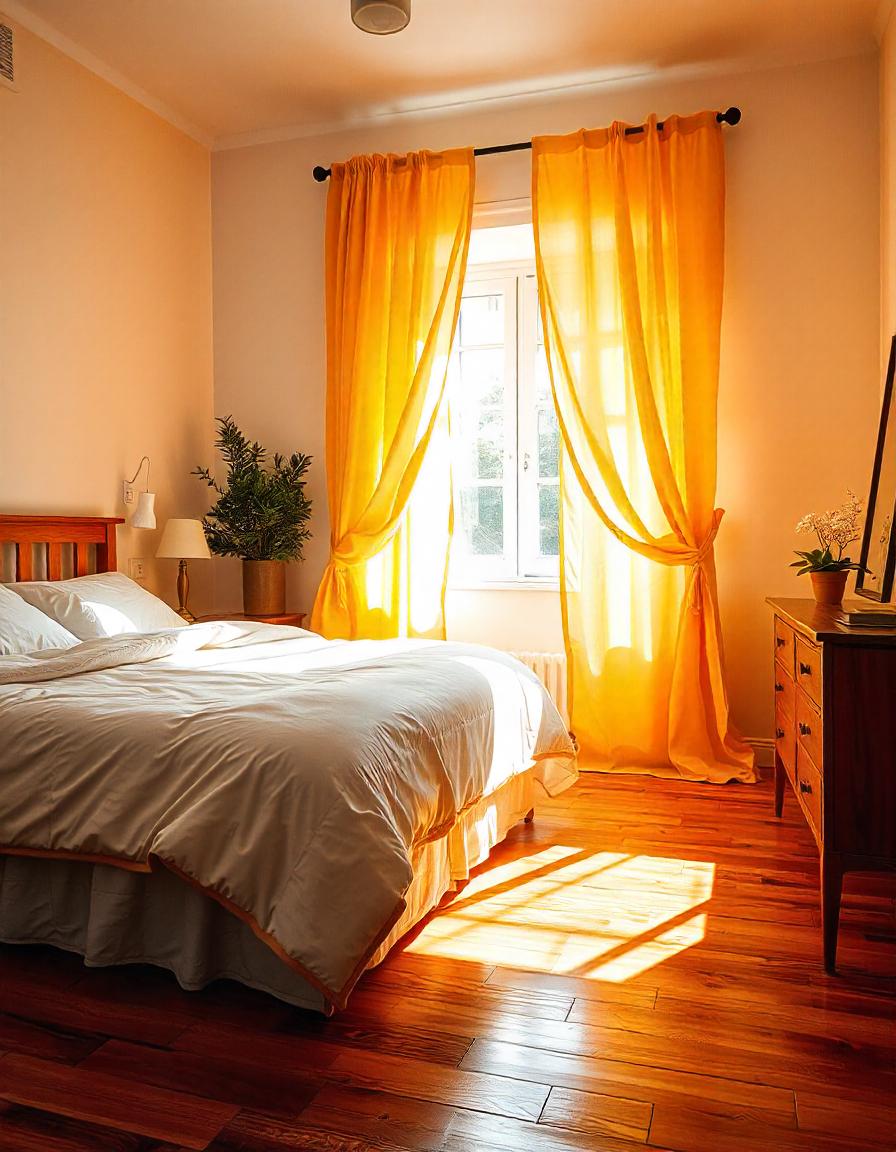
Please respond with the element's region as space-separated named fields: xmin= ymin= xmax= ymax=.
xmin=5 ymin=0 xmax=884 ymax=147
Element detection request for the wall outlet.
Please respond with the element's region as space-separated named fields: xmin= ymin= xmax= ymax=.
xmin=123 ymin=481 xmax=135 ymax=506
xmin=128 ymin=558 xmax=146 ymax=581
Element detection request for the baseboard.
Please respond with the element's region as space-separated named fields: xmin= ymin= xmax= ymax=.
xmin=745 ymin=736 xmax=775 ymax=771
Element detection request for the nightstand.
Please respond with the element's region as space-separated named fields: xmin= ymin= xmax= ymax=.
xmin=197 ymin=611 xmax=307 ymax=627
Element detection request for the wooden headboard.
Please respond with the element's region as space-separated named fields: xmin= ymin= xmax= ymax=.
xmin=0 ymin=515 xmax=125 ymax=581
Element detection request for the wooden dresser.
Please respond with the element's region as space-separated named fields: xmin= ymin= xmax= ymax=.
xmin=767 ymin=598 xmax=896 ymax=972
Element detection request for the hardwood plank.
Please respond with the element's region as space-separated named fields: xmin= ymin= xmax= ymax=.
xmin=279 ymin=1012 xmax=473 ymax=1066
xmin=538 ymin=1084 xmax=652 ymax=1141
xmin=0 ymin=1100 xmax=182 ymax=1152
xmin=348 ymin=980 xmax=575 ymax=1025
xmin=570 ymin=989 xmax=896 ymax=1049
xmin=796 ymin=1089 xmax=896 ymax=1148
xmin=210 ymin=1103 xmax=445 ymax=1152
xmin=283 ymin=1085 xmax=456 ymax=1150
xmin=459 ymin=1038 xmax=796 ymax=1123
xmin=173 ymin=1020 xmax=343 ymax=1074
xmin=0 ymin=983 xmax=191 ymax=1048
xmin=648 ymin=1102 xmax=891 ymax=1152
xmin=81 ymin=1039 xmax=320 ymax=1118
xmin=362 ymin=965 xmax=577 ymax=1020
xmin=177 ymin=1019 xmax=545 ymax=1122
xmin=0 ymin=1053 xmax=237 ymax=1150
xmin=484 ymin=966 xmax=658 ymax=1008
xmin=69 ymin=964 xmax=294 ymax=1032
xmin=328 ymin=1047 xmax=551 ymax=1122
xmin=444 ymin=1107 xmax=671 ymax=1152
xmin=0 ymin=1013 xmax=103 ymax=1065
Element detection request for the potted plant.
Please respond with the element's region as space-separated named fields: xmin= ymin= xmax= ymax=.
xmin=791 ymin=490 xmax=866 ymax=606
xmin=194 ymin=417 xmax=312 ymax=616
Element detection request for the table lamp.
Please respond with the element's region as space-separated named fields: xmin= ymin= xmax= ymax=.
xmin=155 ymin=518 xmax=210 ymax=623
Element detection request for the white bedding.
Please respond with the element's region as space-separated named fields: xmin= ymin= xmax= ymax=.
xmin=0 ymin=622 xmax=576 ymax=1009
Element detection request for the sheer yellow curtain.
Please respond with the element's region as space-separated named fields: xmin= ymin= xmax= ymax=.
xmin=533 ymin=112 xmax=755 ymax=783
xmin=311 ymin=149 xmax=474 ymax=640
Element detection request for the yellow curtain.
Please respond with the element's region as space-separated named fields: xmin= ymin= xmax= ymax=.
xmin=311 ymin=149 xmax=474 ymax=640
xmin=532 ymin=113 xmax=755 ymax=783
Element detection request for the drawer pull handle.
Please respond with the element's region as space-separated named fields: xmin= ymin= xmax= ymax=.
xmin=776 ymin=636 xmax=786 ymax=647
xmin=775 ymin=727 xmax=785 ymax=739
xmin=774 ymin=682 xmax=784 ymax=692
xmin=799 ymin=661 xmax=812 ymax=676
xmin=799 ymin=722 xmax=811 ymax=736
xmin=799 ymin=780 xmax=812 ymax=795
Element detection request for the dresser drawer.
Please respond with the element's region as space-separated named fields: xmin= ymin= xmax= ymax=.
xmin=796 ymin=743 xmax=823 ymax=843
xmin=795 ymin=635 xmax=822 ymax=707
xmin=774 ymin=617 xmax=795 ymax=676
xmin=773 ymin=668 xmax=795 ymax=722
xmin=796 ymin=691 xmax=823 ymax=768
xmin=775 ymin=704 xmax=795 ymax=783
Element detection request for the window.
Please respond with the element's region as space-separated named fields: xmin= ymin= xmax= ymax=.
xmin=448 ymin=226 xmax=560 ymax=586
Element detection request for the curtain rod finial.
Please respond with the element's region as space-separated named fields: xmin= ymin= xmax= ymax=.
xmin=313 ymin=166 xmax=331 ymax=182
xmin=719 ymin=106 xmax=741 ymax=126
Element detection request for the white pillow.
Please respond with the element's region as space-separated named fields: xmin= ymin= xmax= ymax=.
xmin=0 ymin=585 xmax=79 ymax=655
xmin=7 ymin=572 xmax=186 ymax=639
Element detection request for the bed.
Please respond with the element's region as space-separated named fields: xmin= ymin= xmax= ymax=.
xmin=0 ymin=515 xmax=577 ymax=1014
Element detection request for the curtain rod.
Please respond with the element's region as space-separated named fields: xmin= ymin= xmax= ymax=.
xmin=311 ymin=107 xmax=741 ymax=182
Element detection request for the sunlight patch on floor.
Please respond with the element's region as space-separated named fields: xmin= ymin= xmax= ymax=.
xmin=405 ymin=846 xmax=715 ymax=982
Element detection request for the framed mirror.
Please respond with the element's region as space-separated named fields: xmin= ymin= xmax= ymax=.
xmin=856 ymin=335 xmax=896 ymax=601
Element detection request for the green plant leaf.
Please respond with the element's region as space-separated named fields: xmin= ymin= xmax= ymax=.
xmin=193 ymin=416 xmax=313 ymax=561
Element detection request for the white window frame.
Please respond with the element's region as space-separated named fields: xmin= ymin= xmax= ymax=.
xmin=448 ymin=259 xmax=560 ymax=591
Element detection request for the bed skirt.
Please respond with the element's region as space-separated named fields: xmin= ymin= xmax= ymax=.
xmin=0 ymin=769 xmax=537 ymax=1014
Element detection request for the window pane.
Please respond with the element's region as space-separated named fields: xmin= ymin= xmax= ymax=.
xmin=538 ymin=406 xmax=559 ymax=478
xmin=539 ymin=484 xmax=559 ymax=557
xmin=459 ymin=293 xmax=504 ymax=347
xmin=460 ymin=485 xmax=504 ymax=555
xmin=475 ymin=410 xmax=504 ymax=480
xmin=459 ymin=348 xmax=504 ymax=406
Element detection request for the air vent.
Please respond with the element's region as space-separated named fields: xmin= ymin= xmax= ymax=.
xmin=0 ymin=21 xmax=14 ymax=89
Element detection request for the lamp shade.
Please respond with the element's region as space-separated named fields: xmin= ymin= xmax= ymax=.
xmin=131 ymin=491 xmax=156 ymax=529
xmin=156 ymin=518 xmax=211 ymax=560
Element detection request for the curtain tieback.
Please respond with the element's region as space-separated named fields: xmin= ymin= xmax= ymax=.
xmin=687 ymin=509 xmax=724 ymax=614
xmin=328 ymin=558 xmax=353 ymax=610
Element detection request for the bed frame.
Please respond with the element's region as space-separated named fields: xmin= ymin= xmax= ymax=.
xmin=1 ymin=511 xmax=550 ymax=1013
xmin=0 ymin=515 xmax=124 ymax=581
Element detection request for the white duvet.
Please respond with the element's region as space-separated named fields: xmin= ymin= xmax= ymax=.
xmin=0 ymin=622 xmax=576 ymax=1007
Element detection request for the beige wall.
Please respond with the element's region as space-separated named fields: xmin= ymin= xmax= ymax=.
xmin=883 ymin=5 xmax=896 ymax=361
xmin=0 ymin=20 xmax=214 ymax=608
xmin=212 ymin=53 xmax=881 ymax=744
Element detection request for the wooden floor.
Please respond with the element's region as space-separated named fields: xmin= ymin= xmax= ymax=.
xmin=1 ymin=773 xmax=894 ymax=1151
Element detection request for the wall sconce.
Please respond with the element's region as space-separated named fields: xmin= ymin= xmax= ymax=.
xmin=124 ymin=456 xmax=156 ymax=529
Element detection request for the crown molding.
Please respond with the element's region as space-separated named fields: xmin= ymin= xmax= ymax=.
xmin=212 ymin=46 xmax=876 ymax=154
xmin=213 ymin=64 xmax=679 ymax=152
xmin=1 ymin=0 xmax=212 ymax=148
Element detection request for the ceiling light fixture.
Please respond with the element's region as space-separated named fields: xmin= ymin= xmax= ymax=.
xmin=351 ymin=0 xmax=410 ymax=35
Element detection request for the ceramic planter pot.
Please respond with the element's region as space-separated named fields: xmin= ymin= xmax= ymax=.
xmin=809 ymin=570 xmax=848 ymax=606
xmin=243 ymin=560 xmax=286 ymax=616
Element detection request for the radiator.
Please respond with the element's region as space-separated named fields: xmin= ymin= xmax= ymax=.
xmin=511 ymin=651 xmax=569 ymax=727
